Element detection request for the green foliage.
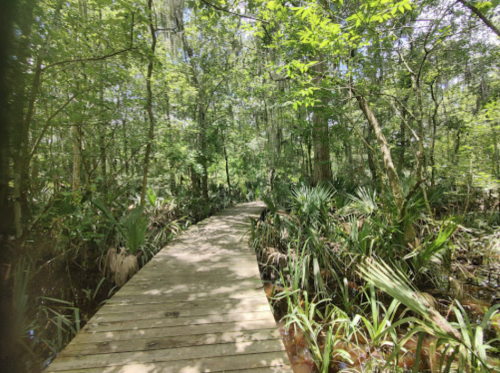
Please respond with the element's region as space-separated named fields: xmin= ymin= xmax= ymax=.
xmin=340 ymin=187 xmax=378 ymax=217
xmin=8 ymin=0 xmax=500 ymax=370
xmin=119 ymin=207 xmax=148 ymax=254
xmin=291 ymin=182 xmax=335 ymax=227
xmin=404 ymin=221 xmax=457 ymax=284
xmin=359 ymin=285 xmax=401 ymax=348
xmin=359 ymin=259 xmax=500 ymax=372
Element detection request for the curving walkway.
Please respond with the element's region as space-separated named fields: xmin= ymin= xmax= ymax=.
xmin=45 ymin=201 xmax=291 ymax=373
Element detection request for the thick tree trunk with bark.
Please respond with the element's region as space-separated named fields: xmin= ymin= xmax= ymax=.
xmin=312 ymin=60 xmax=331 ymax=185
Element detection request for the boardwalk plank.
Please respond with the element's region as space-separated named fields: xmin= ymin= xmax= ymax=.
xmin=72 ymin=319 xmax=279 ymax=344
xmin=106 ymin=289 xmax=265 ymax=304
xmin=91 ymin=304 xmax=273 ymax=323
xmin=45 ymin=351 xmax=289 ymax=373
xmin=47 ymin=339 xmax=285 ymax=371
xmin=83 ymin=311 xmax=275 ymax=332
xmin=98 ymin=297 xmax=271 ymax=316
xmin=60 ymin=329 xmax=282 ymax=356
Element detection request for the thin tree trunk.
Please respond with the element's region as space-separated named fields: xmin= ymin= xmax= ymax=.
xmin=307 ymin=137 xmax=313 ymax=183
xmin=397 ymin=98 xmax=408 ymax=175
xmin=353 ymin=90 xmax=404 ymax=213
xmin=491 ymin=122 xmax=500 ymax=178
xmin=99 ymin=122 xmax=107 ymax=198
xmin=365 ymin=125 xmax=378 ymax=187
xmin=122 ymin=114 xmax=129 ymax=176
xmin=429 ymin=84 xmax=441 ymax=188
xmin=198 ymin=106 xmax=208 ymax=202
xmin=72 ymin=123 xmax=81 ymax=191
xmin=222 ymin=132 xmax=231 ymax=193
xmin=140 ymin=0 xmax=157 ymax=205
xmin=165 ymin=88 xmax=176 ymax=192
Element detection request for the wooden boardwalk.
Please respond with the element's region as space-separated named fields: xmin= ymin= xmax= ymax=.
xmin=45 ymin=201 xmax=291 ymax=373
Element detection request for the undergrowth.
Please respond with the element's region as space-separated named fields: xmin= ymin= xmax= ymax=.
xmin=251 ymin=182 xmax=500 ymax=373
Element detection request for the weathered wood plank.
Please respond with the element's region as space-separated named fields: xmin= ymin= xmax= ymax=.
xmin=83 ymin=311 xmax=276 ymax=333
xmin=45 ymin=351 xmax=289 ymax=373
xmin=92 ymin=303 xmax=273 ymax=323
xmin=47 ymin=339 xmax=286 ymax=371
xmin=60 ymin=329 xmax=282 ymax=356
xmin=98 ymin=296 xmax=271 ymax=315
xmin=117 ymin=279 xmax=263 ymax=295
xmin=125 ymin=273 xmax=262 ymax=284
xmin=106 ymin=288 xmax=265 ymax=304
xmin=71 ymin=319 xmax=279 ymax=344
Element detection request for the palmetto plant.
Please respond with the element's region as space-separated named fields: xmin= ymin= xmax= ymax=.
xmin=359 ymin=259 xmax=500 ymax=372
xmin=344 ymin=215 xmax=375 ymax=259
xmin=291 ymin=182 xmax=335 ymax=228
xmin=93 ymin=199 xmax=148 ymax=254
xmin=404 ymin=221 xmax=457 ymax=285
xmin=119 ymin=206 xmax=148 ymax=254
xmin=340 ymin=187 xmax=378 ymax=217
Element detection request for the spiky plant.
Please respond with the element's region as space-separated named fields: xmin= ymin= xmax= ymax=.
xmin=359 ymin=259 xmax=500 ymax=373
xmin=120 ymin=206 xmax=148 ymax=254
xmin=291 ymin=182 xmax=335 ymax=228
xmin=340 ymin=187 xmax=378 ymax=217
xmin=404 ymin=221 xmax=457 ymax=286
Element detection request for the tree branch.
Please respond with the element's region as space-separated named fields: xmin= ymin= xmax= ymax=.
xmin=457 ymin=0 xmax=500 ymax=38
xmin=43 ymin=47 xmax=136 ymax=70
xmin=30 ymin=90 xmax=88 ymax=159
xmin=44 ymin=12 xmax=136 ymax=70
xmin=200 ymin=0 xmax=269 ymax=23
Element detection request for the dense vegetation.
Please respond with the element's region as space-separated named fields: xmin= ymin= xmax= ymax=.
xmin=0 ymin=0 xmax=499 ymax=372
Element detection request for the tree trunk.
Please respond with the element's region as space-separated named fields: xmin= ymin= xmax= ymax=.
xmin=491 ymin=122 xmax=499 ymax=178
xmin=365 ymin=125 xmax=378 ymax=187
xmin=140 ymin=0 xmax=157 ymax=205
xmin=198 ymin=106 xmax=209 ymax=202
xmin=429 ymin=88 xmax=441 ymax=188
xmin=353 ymin=91 xmax=404 ymax=213
xmin=397 ymin=98 xmax=408 ymax=175
xmin=223 ymin=137 xmax=231 ymax=193
xmin=165 ymin=88 xmax=176 ymax=192
xmin=312 ymin=60 xmax=331 ymax=185
xmin=457 ymin=0 xmax=500 ymax=38
xmin=72 ymin=124 xmax=81 ymax=191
